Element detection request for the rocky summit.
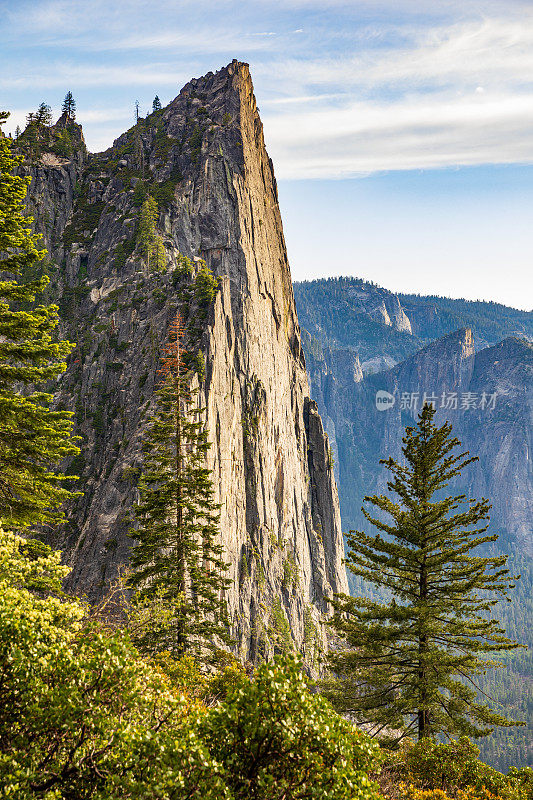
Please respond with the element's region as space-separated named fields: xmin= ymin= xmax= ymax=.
xmin=19 ymin=61 xmax=347 ymax=664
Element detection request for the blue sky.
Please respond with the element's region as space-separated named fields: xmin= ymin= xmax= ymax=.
xmin=2 ymin=0 xmax=532 ymax=309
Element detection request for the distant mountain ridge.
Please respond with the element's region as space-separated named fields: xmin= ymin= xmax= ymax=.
xmin=294 ymin=276 xmax=533 ymax=372
xmin=398 ymin=291 xmax=533 ymax=351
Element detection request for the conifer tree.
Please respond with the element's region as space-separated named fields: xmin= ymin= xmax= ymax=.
xmin=137 ymin=196 xmax=166 ymax=272
xmin=61 ymin=91 xmax=76 ymax=119
xmin=128 ymin=312 xmax=230 ymax=660
xmin=327 ymin=404 xmax=523 ymax=745
xmin=0 ymin=112 xmax=79 ymax=529
xmin=35 ymin=102 xmax=52 ymax=126
xmin=152 ymin=95 xmax=162 ymax=113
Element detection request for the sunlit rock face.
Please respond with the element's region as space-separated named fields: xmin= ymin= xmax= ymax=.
xmin=23 ymin=61 xmax=347 ymax=663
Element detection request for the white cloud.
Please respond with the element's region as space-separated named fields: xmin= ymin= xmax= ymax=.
xmin=255 ymin=15 xmax=533 ymax=177
xmin=0 ymin=63 xmax=190 ymax=90
xmin=261 ymin=16 xmax=533 ymax=93
xmin=264 ymin=89 xmax=533 ymax=178
xmin=82 ymin=28 xmax=278 ymax=53
xmin=5 ymin=1 xmax=533 ymax=175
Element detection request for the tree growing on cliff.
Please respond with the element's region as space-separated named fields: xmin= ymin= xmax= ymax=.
xmin=152 ymin=95 xmax=162 ymax=113
xmin=326 ymin=404 xmax=523 ymax=745
xmin=128 ymin=312 xmax=230 ymax=660
xmin=61 ymin=91 xmax=76 ymax=119
xmin=35 ymin=102 xmax=53 ymax=126
xmin=137 ymin=195 xmax=166 ymax=272
xmin=0 ymin=112 xmax=79 ymax=530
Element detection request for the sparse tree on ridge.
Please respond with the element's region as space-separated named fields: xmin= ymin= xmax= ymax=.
xmin=35 ymin=102 xmax=52 ymax=126
xmin=152 ymin=95 xmax=162 ymax=113
xmin=61 ymin=91 xmax=76 ymax=120
xmin=326 ymin=404 xmax=523 ymax=746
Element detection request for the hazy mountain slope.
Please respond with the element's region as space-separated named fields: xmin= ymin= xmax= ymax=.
xmin=399 ymin=292 xmax=533 ymax=350
xmin=294 ymin=277 xmax=533 ymax=372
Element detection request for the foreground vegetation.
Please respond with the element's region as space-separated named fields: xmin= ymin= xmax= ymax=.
xmin=327 ymin=405 xmax=522 ymax=744
xmin=1 ymin=525 xmax=383 ymax=799
xmin=2 ymin=525 xmax=533 ymax=799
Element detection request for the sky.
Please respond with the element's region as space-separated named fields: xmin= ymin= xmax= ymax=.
xmin=1 ymin=0 xmax=532 ymax=310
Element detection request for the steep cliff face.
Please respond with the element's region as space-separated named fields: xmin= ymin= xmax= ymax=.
xmin=20 ymin=61 xmax=347 ymax=662
xmin=459 ymin=337 xmax=533 ymax=553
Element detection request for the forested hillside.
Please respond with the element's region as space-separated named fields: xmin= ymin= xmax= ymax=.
xmin=294 ymin=277 xmax=532 ymax=370
xmin=399 ymin=292 xmax=533 ymax=350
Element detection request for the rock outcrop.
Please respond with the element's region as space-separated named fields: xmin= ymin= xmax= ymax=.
xmin=20 ymin=61 xmax=347 ymax=663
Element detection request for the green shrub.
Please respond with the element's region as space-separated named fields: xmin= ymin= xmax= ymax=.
xmin=114 ymin=237 xmax=136 ymax=270
xmin=151 ymin=179 xmax=177 ymax=208
xmin=132 ymin=180 xmax=147 ymax=207
xmin=385 ymin=738 xmax=531 ymax=800
xmin=188 ymin=125 xmax=204 ymax=163
xmin=0 ymin=527 xmax=230 ymax=800
xmin=63 ymin=199 xmax=105 ymax=248
xmin=172 ymin=254 xmax=194 ymax=283
xmin=202 ymin=653 xmax=383 ymax=800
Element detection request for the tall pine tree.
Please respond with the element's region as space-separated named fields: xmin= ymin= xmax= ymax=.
xmin=128 ymin=312 xmax=230 ymax=661
xmin=327 ymin=404 xmax=523 ymax=745
xmin=0 ymin=111 xmax=79 ymax=529
xmin=61 ymin=92 xmax=76 ymax=119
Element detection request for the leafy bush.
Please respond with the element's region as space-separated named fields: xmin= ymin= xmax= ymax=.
xmin=202 ymin=654 xmax=383 ymax=800
xmin=114 ymin=237 xmax=137 ymax=270
xmin=0 ymin=529 xmax=384 ymax=800
xmin=172 ymin=253 xmax=194 ymax=282
xmin=381 ymin=738 xmax=532 ymax=800
xmin=0 ymin=527 xmax=228 ymax=800
xmin=132 ymin=180 xmax=147 ymax=207
xmin=151 ymin=179 xmax=178 ymax=208
xmin=188 ymin=125 xmax=204 ymax=163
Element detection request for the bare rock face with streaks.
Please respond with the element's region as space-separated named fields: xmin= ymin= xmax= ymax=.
xmin=21 ymin=61 xmax=348 ymax=663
